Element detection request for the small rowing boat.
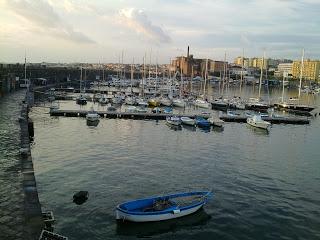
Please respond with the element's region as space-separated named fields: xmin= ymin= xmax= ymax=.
xmin=116 ymin=191 xmax=212 ymax=222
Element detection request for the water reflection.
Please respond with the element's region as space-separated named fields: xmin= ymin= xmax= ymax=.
xmin=166 ymin=124 xmax=182 ymax=131
xmin=198 ymin=127 xmax=211 ymax=133
xmin=116 ymin=209 xmax=211 ymax=237
xmin=246 ymin=124 xmax=270 ymax=136
xmin=86 ymin=120 xmax=100 ymax=127
xmin=182 ymin=125 xmax=196 ymax=132
xmin=212 ymin=126 xmax=224 ymax=132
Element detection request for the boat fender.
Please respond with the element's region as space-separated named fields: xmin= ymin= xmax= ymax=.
xmin=172 ymin=209 xmax=180 ymax=214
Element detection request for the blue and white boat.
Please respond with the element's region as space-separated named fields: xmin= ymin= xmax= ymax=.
xmin=116 ymin=191 xmax=212 ymax=222
xmin=166 ymin=116 xmax=182 ymax=126
xmin=163 ymin=107 xmax=173 ymax=114
xmin=195 ymin=116 xmax=210 ymax=128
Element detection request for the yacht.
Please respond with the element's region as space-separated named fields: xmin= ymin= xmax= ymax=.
xmin=76 ymin=94 xmax=87 ymax=105
xmin=159 ymin=97 xmax=172 ymax=106
xmin=172 ymin=98 xmax=186 ymax=108
xmin=194 ymin=99 xmax=210 ymax=109
xmin=166 ymin=116 xmax=182 ymax=126
xmin=86 ymin=107 xmax=100 ymax=123
xmin=247 ymin=115 xmax=271 ymax=130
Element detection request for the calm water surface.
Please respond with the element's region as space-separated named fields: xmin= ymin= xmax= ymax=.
xmin=0 ymin=90 xmax=25 ymax=240
xmin=30 ymin=87 xmax=320 ymax=239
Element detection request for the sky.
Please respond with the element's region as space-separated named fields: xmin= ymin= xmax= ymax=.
xmin=0 ymin=0 xmax=319 ymax=63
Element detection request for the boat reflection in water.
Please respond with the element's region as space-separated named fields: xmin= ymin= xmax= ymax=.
xmin=86 ymin=119 xmax=100 ymax=127
xmin=182 ymin=124 xmax=196 ymax=132
xmin=212 ymin=125 xmax=224 ymax=132
xmin=246 ymin=124 xmax=270 ymax=136
xmin=116 ymin=209 xmax=211 ymax=237
xmin=167 ymin=124 xmax=182 ymax=131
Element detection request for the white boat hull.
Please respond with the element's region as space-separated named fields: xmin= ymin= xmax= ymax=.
xmin=194 ymin=102 xmax=210 ymax=109
xmin=208 ymin=118 xmax=224 ymax=127
xmin=166 ymin=120 xmax=181 ymax=126
xmin=247 ymin=118 xmax=270 ymax=130
xmin=116 ymin=203 xmax=204 ymax=222
xmin=173 ymin=100 xmax=185 ymax=108
xmin=160 ymin=99 xmax=172 ymax=106
xmin=181 ymin=117 xmax=195 ymax=126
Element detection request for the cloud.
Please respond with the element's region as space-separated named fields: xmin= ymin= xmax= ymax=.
xmin=4 ymin=0 xmax=95 ymax=44
xmin=118 ymin=8 xmax=171 ymax=44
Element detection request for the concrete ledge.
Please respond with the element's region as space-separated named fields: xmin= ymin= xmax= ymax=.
xmin=20 ymin=92 xmax=44 ymax=239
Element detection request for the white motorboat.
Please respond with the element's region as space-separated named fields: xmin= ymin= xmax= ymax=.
xmin=76 ymin=94 xmax=87 ymax=105
xmin=137 ymin=98 xmax=148 ymax=108
xmin=99 ymin=94 xmax=108 ymax=105
xmin=49 ymin=102 xmax=59 ymax=111
xmin=194 ymin=99 xmax=210 ymax=109
xmin=126 ymin=106 xmax=137 ymax=113
xmin=166 ymin=116 xmax=182 ymax=126
xmin=180 ymin=117 xmax=195 ymax=126
xmin=112 ymin=96 xmax=123 ymax=104
xmin=208 ymin=117 xmax=224 ymax=127
xmin=86 ymin=107 xmax=100 ymax=123
xmin=94 ymin=93 xmax=102 ymax=101
xmin=247 ymin=115 xmax=271 ymax=130
xmin=160 ymin=97 xmax=172 ymax=106
xmin=152 ymin=107 xmax=162 ymax=113
xmin=125 ymin=96 xmax=136 ymax=105
xmin=172 ymin=99 xmax=186 ymax=108
xmin=136 ymin=107 xmax=148 ymax=113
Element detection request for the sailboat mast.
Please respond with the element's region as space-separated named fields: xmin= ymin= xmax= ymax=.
xmin=24 ymin=51 xmax=27 ymax=80
xmin=131 ymin=58 xmax=134 ymax=92
xmin=180 ymin=69 xmax=183 ymax=99
xmin=143 ymin=53 xmax=146 ymax=98
xmin=222 ymin=51 xmax=226 ymax=96
xmin=298 ymin=48 xmax=304 ymax=100
xmin=203 ymin=58 xmax=208 ymax=97
xmin=258 ymin=52 xmax=264 ymax=99
xmin=149 ymin=49 xmax=152 ymax=79
xmin=282 ymin=72 xmax=285 ymax=103
xmin=240 ymin=48 xmax=244 ymax=94
xmin=155 ymin=57 xmax=158 ymax=93
xmin=117 ymin=54 xmax=120 ymax=79
xmin=121 ymin=50 xmax=124 ymax=79
xmin=191 ymin=65 xmax=194 ymax=95
xmin=80 ymin=66 xmax=83 ymax=92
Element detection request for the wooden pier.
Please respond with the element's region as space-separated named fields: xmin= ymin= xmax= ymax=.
xmin=220 ymin=115 xmax=310 ymax=124
xmin=50 ymin=109 xmax=208 ymax=120
xmin=50 ymin=110 xmax=310 ymax=124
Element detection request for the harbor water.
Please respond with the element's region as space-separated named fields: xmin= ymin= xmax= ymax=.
xmin=29 ymin=86 xmax=320 ymax=239
xmin=0 ymin=90 xmax=26 ymax=240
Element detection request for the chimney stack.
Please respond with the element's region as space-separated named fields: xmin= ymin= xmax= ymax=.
xmin=187 ymin=46 xmax=190 ymax=58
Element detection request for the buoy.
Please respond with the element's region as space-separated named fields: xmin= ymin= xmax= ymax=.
xmin=73 ymin=191 xmax=89 ymax=205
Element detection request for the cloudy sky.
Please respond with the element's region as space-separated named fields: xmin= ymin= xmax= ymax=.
xmin=1 ymin=0 xmax=319 ymax=63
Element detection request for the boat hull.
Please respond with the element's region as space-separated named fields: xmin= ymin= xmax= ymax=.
xmin=194 ymin=102 xmax=210 ymax=109
xmin=208 ymin=118 xmax=224 ymax=127
xmin=247 ymin=118 xmax=270 ymax=130
xmin=211 ymin=102 xmax=228 ymax=111
xmin=173 ymin=100 xmax=186 ymax=108
xmin=181 ymin=117 xmax=195 ymax=126
xmin=116 ymin=191 xmax=212 ymax=223
xmin=116 ymin=203 xmax=204 ymax=222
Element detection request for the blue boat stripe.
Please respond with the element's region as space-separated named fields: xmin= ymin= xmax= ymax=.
xmin=116 ymin=201 xmax=206 ymax=216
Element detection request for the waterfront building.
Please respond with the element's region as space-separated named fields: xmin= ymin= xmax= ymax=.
xmin=234 ymin=57 xmax=250 ymax=68
xmin=274 ymin=63 xmax=293 ymax=78
xmin=292 ymin=60 xmax=320 ymax=82
xmin=171 ymin=46 xmax=227 ymax=77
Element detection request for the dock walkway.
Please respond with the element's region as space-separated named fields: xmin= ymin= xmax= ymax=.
xmin=50 ymin=110 xmax=310 ymax=124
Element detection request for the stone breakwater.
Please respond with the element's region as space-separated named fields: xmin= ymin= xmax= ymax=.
xmin=19 ymin=93 xmax=44 ymax=239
